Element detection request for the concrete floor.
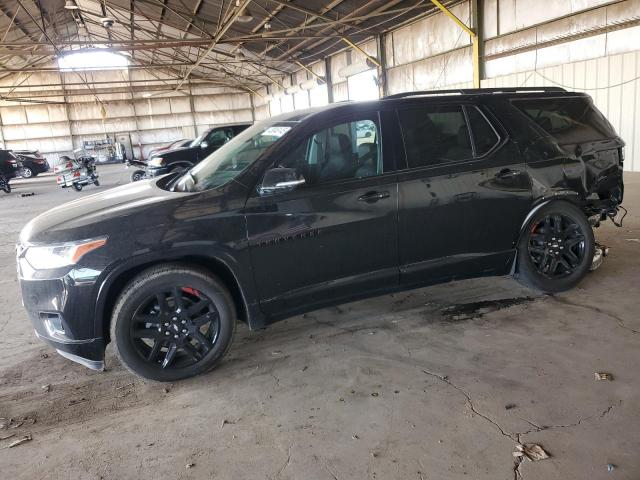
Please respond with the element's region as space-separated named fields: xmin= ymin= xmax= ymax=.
xmin=1 ymin=165 xmax=639 ymax=480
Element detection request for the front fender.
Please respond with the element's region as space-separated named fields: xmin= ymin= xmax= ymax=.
xmin=92 ymin=244 xmax=262 ymax=339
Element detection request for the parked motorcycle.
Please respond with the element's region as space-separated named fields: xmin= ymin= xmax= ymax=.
xmin=54 ymin=149 xmax=100 ymax=192
xmin=0 ymin=176 xmax=10 ymax=194
xmin=126 ymin=159 xmax=147 ymax=182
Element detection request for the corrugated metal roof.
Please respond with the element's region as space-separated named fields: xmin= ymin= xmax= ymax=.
xmin=0 ymin=0 xmax=443 ymax=92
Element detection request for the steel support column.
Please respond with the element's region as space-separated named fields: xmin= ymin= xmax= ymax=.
xmin=376 ymin=34 xmax=388 ymax=97
xmin=325 ymin=57 xmax=334 ymax=104
xmin=430 ymin=0 xmax=481 ymax=88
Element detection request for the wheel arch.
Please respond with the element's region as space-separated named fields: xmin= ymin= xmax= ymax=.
xmin=96 ymin=253 xmax=255 ymax=344
xmin=510 ymin=192 xmax=585 ymax=274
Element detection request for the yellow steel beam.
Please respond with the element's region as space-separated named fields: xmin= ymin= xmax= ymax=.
xmin=472 ymin=36 xmax=480 ymax=88
xmin=341 ymin=37 xmax=382 ymax=68
xmin=295 ymin=60 xmax=326 ymax=83
xmin=430 ymin=0 xmax=480 ymax=87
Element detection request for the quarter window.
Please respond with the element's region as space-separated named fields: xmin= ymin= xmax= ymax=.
xmin=398 ymin=105 xmax=473 ymax=168
xmin=513 ymin=97 xmax=616 ymax=142
xmin=276 ymin=118 xmax=382 ymax=184
xmin=466 ymin=107 xmax=499 ymax=156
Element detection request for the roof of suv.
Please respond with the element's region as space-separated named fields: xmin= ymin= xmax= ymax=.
xmin=269 ymin=87 xmax=589 ymax=124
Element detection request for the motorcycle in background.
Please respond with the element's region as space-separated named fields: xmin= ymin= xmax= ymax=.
xmin=54 ymin=149 xmax=100 ymax=192
xmin=0 ymin=176 xmax=10 ymax=194
xmin=126 ymin=158 xmax=147 ymax=182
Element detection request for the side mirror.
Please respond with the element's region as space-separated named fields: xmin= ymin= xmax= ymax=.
xmin=200 ymin=141 xmax=209 ymax=149
xmin=259 ymin=167 xmax=305 ymax=195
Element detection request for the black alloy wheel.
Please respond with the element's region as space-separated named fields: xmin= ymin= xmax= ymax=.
xmin=527 ymin=214 xmax=586 ymax=278
xmin=130 ymin=287 xmax=220 ymax=369
xmin=111 ymin=264 xmax=236 ymax=381
xmin=516 ymin=201 xmax=594 ymax=293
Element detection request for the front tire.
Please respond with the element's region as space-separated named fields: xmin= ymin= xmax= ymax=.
xmin=131 ymin=170 xmax=145 ymax=182
xmin=515 ymin=201 xmax=594 ymax=293
xmin=110 ymin=264 xmax=236 ymax=382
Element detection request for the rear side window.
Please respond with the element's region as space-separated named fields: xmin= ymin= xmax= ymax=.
xmin=398 ymin=105 xmax=473 ymax=168
xmin=513 ymin=97 xmax=616 ymax=143
xmin=466 ymin=107 xmax=499 ymax=156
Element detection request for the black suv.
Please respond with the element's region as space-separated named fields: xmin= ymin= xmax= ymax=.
xmin=18 ymin=88 xmax=624 ymax=381
xmin=146 ymin=123 xmax=251 ymax=177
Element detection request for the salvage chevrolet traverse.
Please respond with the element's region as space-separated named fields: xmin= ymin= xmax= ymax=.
xmin=18 ymin=87 xmax=625 ymax=381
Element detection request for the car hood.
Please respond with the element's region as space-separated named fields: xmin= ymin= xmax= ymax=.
xmin=154 ymin=145 xmax=196 ymax=159
xmin=20 ymin=179 xmax=185 ymax=244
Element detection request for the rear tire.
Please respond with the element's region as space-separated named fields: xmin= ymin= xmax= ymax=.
xmin=515 ymin=201 xmax=594 ymax=293
xmin=110 ymin=264 xmax=236 ymax=382
xmin=22 ymin=167 xmax=33 ymax=178
xmin=131 ymin=170 xmax=145 ymax=182
xmin=72 ymin=183 xmax=83 ymax=192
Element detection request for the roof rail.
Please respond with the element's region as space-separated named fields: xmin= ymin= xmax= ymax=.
xmin=384 ymin=86 xmax=566 ymax=100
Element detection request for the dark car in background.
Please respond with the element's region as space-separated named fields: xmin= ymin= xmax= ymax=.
xmin=18 ymin=87 xmax=624 ymax=381
xmin=14 ymin=149 xmax=50 ymax=178
xmin=146 ymin=123 xmax=251 ymax=177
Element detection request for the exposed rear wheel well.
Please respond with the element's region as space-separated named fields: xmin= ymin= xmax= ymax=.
xmin=101 ymin=256 xmax=247 ymax=343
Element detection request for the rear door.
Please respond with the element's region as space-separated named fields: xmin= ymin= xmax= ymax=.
xmin=396 ymin=100 xmax=533 ymax=285
xmin=245 ymin=111 xmax=400 ymax=316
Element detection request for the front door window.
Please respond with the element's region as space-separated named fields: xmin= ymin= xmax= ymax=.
xmin=274 ymin=118 xmax=382 ymax=185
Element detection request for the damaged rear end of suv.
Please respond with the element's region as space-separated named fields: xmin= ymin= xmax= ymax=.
xmin=511 ymin=93 xmax=624 ymax=222
xmin=494 ymin=89 xmax=624 ymax=288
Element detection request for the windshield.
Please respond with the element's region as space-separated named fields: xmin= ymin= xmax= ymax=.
xmin=189 ymin=131 xmax=207 ymax=148
xmin=174 ymin=120 xmax=296 ymax=192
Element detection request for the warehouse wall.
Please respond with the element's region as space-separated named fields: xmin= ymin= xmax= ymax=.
xmin=0 ymin=68 xmax=253 ymax=164
xmin=4 ymin=0 xmax=640 ymax=171
xmin=254 ymin=0 xmax=640 ymax=171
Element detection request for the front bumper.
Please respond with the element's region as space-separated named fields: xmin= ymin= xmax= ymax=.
xmin=33 ymin=329 xmax=105 ymax=370
xmin=18 ymin=257 xmax=106 ymax=370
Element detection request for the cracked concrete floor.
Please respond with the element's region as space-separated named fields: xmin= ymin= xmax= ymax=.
xmin=1 ymin=165 xmax=639 ymax=480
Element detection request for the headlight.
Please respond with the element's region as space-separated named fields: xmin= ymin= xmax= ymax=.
xmin=148 ymin=157 xmax=164 ymax=167
xmin=24 ymin=237 xmax=107 ymax=270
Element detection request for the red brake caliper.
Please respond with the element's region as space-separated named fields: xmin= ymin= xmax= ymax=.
xmin=182 ymin=287 xmax=200 ymax=297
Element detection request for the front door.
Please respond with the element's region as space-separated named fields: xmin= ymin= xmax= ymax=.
xmin=395 ymin=102 xmax=533 ymax=285
xmin=245 ymin=112 xmax=399 ymax=316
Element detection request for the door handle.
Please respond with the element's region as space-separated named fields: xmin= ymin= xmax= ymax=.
xmin=495 ymin=168 xmax=522 ymax=179
xmin=358 ymin=191 xmax=390 ymax=203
